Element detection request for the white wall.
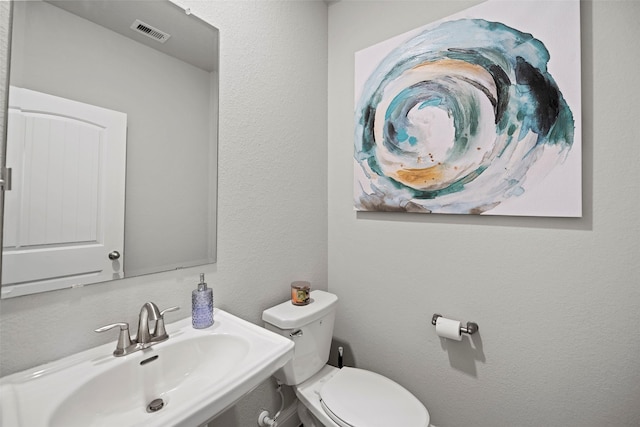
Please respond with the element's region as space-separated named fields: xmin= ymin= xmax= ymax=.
xmin=328 ymin=1 xmax=640 ymax=427
xmin=0 ymin=1 xmax=328 ymax=426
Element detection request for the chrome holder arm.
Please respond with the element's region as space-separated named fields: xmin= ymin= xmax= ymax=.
xmin=431 ymin=313 xmax=479 ymax=336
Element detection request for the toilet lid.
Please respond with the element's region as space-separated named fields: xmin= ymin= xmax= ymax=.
xmin=319 ymin=367 xmax=429 ymax=427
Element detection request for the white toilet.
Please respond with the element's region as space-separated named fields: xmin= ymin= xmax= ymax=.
xmin=263 ymin=290 xmax=430 ymax=427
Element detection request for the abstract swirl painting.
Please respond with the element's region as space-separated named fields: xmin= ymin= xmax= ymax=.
xmin=354 ymin=0 xmax=581 ymax=216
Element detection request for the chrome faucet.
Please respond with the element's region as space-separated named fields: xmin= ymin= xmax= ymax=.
xmin=95 ymin=302 xmax=179 ymax=357
xmin=137 ymin=301 xmax=162 ymax=345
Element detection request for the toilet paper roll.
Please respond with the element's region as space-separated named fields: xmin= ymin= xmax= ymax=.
xmin=435 ymin=317 xmax=462 ymax=341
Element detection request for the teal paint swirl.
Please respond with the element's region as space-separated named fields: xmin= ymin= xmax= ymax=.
xmin=354 ymin=19 xmax=575 ymax=214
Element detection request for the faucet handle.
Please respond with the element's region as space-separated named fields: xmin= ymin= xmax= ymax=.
xmin=95 ymin=322 xmax=133 ymax=357
xmin=160 ymin=306 xmax=180 ymax=317
xmin=154 ymin=306 xmax=180 ymax=341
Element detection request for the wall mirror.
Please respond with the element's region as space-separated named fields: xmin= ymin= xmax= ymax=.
xmin=1 ymin=0 xmax=219 ymax=298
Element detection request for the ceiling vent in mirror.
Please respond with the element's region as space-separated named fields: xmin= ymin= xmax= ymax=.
xmin=130 ymin=20 xmax=171 ymax=43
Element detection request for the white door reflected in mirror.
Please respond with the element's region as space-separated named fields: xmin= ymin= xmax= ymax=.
xmin=2 ymin=87 xmax=127 ymax=295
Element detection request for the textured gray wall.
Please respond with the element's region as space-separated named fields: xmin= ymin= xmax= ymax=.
xmin=4 ymin=1 xmax=639 ymax=426
xmin=328 ymin=1 xmax=640 ymax=426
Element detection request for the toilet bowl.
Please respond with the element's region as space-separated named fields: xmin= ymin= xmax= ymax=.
xmin=262 ymin=290 xmax=430 ymax=427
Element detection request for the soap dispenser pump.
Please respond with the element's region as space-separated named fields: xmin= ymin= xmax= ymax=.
xmin=192 ymin=273 xmax=214 ymax=329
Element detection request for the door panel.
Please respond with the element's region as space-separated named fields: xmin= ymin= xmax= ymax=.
xmin=2 ymin=87 xmax=127 ymax=294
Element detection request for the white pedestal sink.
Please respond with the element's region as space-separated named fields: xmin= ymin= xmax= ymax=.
xmin=0 ymin=309 xmax=294 ymax=426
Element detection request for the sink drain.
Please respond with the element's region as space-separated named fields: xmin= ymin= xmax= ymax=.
xmin=146 ymin=398 xmax=164 ymax=413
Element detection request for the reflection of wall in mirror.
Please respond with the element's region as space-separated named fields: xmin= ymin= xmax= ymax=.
xmin=9 ymin=1 xmax=216 ymax=278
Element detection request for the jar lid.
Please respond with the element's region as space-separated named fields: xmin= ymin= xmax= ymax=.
xmin=291 ymin=281 xmax=310 ymax=289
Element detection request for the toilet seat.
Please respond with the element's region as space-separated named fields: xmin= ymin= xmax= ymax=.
xmin=318 ymin=367 xmax=429 ymax=427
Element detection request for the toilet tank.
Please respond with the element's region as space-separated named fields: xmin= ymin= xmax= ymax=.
xmin=262 ymin=290 xmax=338 ymax=386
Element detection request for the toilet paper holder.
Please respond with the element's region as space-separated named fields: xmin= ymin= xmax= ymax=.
xmin=431 ymin=314 xmax=479 ymax=335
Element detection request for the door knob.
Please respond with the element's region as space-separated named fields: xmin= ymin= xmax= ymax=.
xmin=108 ymin=251 xmax=121 ymax=260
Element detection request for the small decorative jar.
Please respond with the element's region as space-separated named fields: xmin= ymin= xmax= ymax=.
xmin=291 ymin=281 xmax=311 ymax=306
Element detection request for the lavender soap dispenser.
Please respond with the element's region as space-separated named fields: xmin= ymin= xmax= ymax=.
xmin=192 ymin=273 xmax=214 ymax=328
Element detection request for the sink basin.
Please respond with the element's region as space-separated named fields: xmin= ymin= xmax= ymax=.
xmin=0 ymin=309 xmax=294 ymax=426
